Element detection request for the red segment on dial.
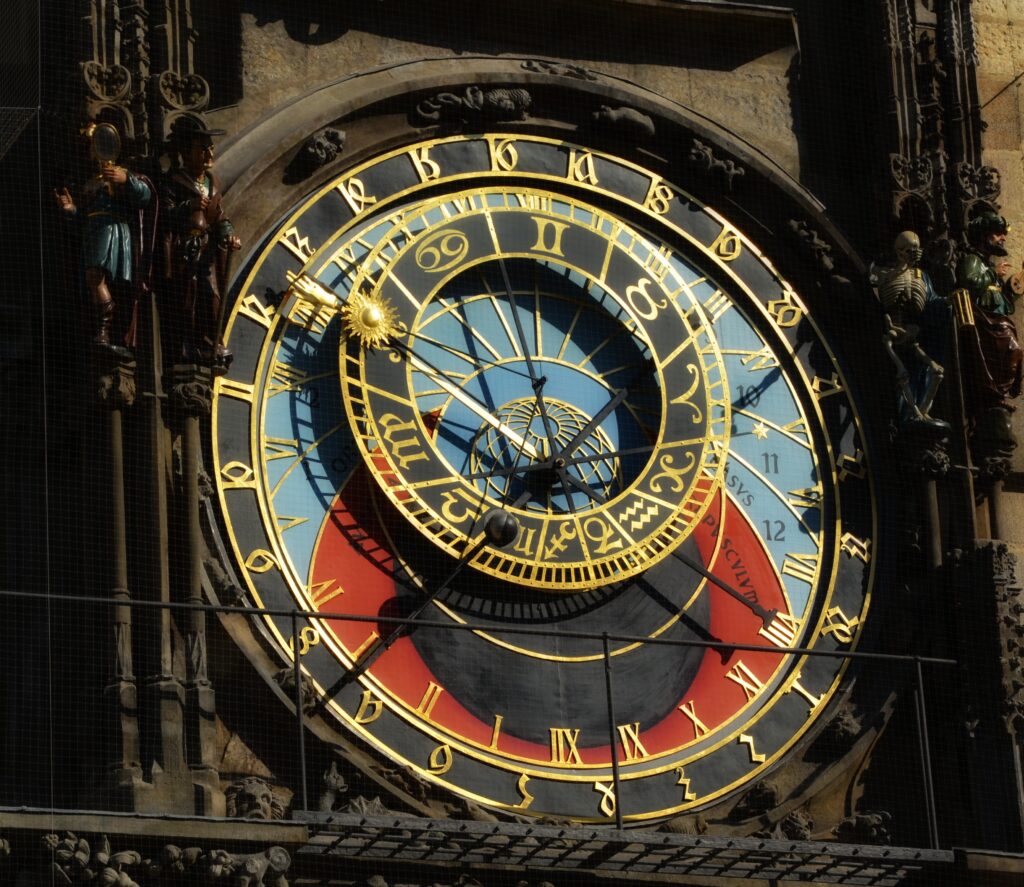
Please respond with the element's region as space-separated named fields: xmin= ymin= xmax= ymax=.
xmin=310 ymin=465 xmax=790 ymax=763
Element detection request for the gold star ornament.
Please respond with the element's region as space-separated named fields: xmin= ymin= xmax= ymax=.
xmin=342 ymin=290 xmax=398 ymax=349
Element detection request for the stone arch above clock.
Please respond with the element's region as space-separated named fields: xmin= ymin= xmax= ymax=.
xmin=214 ymin=56 xmax=860 ymax=291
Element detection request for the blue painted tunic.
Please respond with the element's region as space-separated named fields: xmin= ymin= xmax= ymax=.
xmin=76 ymin=175 xmax=151 ymax=282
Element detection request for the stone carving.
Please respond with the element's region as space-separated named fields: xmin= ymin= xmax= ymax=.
xmin=953 ymin=211 xmax=1023 ymax=468
xmin=997 ymin=581 xmax=1024 ymax=736
xmin=203 ymin=554 xmax=245 ymax=604
xmin=807 ymin=703 xmax=861 ymax=761
xmin=287 ymin=127 xmax=346 ymax=181
xmin=226 ymin=776 xmax=287 ymax=820
xmin=160 ymin=845 xmax=291 ymax=886
xmin=521 ymin=59 xmax=597 ymax=81
xmin=169 ymin=377 xmax=213 ymax=415
xmin=869 ymin=231 xmax=948 ymax=431
xmin=780 ymin=808 xmax=815 ymax=840
xmin=752 ymin=808 xmax=814 ymax=841
xmin=413 ymin=86 xmax=531 ymax=128
xmin=689 ymin=139 xmax=745 ymax=191
xmin=96 ymin=357 xmax=138 ymax=410
xmin=82 ymin=61 xmax=132 ymax=102
xmin=956 ymin=162 xmax=1001 ymax=203
xmin=658 ymin=814 xmax=708 ymax=835
xmin=833 ymin=810 xmax=893 ymax=845
xmin=590 ymin=105 xmax=655 ymax=141
xmin=788 ymin=219 xmax=839 ymax=278
xmin=44 ymin=832 xmax=144 ymax=886
xmin=730 ymin=779 xmax=778 ymax=820
xmin=320 ymin=760 xmax=348 ymax=811
xmin=344 ymin=795 xmax=392 ymax=816
xmin=158 ymin=71 xmax=210 ymax=112
xmin=274 ymin=667 xmax=319 ymax=714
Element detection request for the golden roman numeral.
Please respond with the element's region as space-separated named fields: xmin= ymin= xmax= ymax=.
xmin=758 ymin=612 xmax=801 ymax=648
xmin=678 ymin=700 xmax=709 ymax=737
xmin=308 ymin=578 xmax=344 ymax=609
xmin=417 ymin=682 xmax=444 ymax=719
xmin=699 ymin=289 xmax=731 ymax=323
xmin=788 ymin=484 xmax=822 ymax=510
xmin=350 ymin=631 xmax=380 ymax=662
xmin=530 ymin=216 xmax=570 ymax=255
xmin=726 ymin=660 xmax=765 ymax=701
xmin=739 ymin=346 xmax=779 ymax=371
xmin=782 ymin=552 xmax=819 ymax=584
xmin=788 ymin=672 xmax=823 ymax=713
xmin=489 ymin=714 xmax=504 ymax=749
xmin=549 ymin=727 xmax=583 ymax=764
xmin=617 ymin=722 xmax=649 ymax=762
xmin=643 ymin=244 xmax=673 ymax=283
xmin=216 ymin=378 xmax=255 ymax=402
xmin=269 ymin=361 xmax=310 ymax=395
xmin=264 ymin=436 xmax=300 ymax=461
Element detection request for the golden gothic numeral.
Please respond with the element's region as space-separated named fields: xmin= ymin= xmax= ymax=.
xmin=678 ymin=700 xmax=709 ymax=737
xmin=566 ymin=149 xmax=599 ymax=184
xmin=354 ymin=689 xmax=383 ymax=724
xmin=409 ymin=145 xmax=441 ymax=182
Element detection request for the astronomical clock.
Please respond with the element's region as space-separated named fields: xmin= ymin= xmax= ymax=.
xmin=210 ymin=131 xmax=875 ymax=825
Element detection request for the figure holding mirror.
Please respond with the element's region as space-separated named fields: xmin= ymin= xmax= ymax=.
xmin=54 ymin=122 xmax=153 ymax=354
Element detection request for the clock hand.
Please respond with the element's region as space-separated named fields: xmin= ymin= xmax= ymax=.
xmin=466 ymin=444 xmax=658 ymax=480
xmin=671 ymin=546 xmax=778 ymax=630
xmin=488 ymin=248 xmax=577 ymax=512
xmin=390 ymin=339 xmax=541 ymax=461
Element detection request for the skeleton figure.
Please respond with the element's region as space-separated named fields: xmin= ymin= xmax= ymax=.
xmin=869 ymin=231 xmax=945 ymax=423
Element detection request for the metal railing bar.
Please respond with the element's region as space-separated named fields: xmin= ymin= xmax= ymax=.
xmin=0 ymin=587 xmax=958 ymax=666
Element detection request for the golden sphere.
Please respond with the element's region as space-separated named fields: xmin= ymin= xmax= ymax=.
xmin=360 ymin=305 xmax=382 ymax=328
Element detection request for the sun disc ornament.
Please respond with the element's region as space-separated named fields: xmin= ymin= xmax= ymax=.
xmin=342 ymin=290 xmax=398 ymax=349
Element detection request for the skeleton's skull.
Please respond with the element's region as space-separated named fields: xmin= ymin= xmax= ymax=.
xmin=894 ymin=231 xmax=922 ymax=266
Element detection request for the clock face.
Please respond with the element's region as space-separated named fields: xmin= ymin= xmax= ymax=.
xmin=212 ymin=134 xmax=875 ymax=823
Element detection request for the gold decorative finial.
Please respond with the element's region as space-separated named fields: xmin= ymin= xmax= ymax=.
xmin=342 ymin=290 xmax=397 ymax=348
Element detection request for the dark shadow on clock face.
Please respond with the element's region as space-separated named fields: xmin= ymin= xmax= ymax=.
xmin=405 ymin=531 xmax=710 ymax=746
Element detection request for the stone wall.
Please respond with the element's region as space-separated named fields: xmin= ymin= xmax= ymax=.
xmin=975 ymin=1 xmax=1024 ymax=499
xmin=207 ymin=2 xmax=800 ymax=179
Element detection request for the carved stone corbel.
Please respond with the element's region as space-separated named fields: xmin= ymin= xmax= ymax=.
xmin=688 ymin=138 xmax=746 ymax=191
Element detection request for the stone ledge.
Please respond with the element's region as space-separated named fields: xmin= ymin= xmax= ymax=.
xmin=0 ymin=808 xmax=309 ymax=845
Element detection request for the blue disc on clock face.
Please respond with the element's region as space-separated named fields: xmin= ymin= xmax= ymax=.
xmin=212 ymin=134 xmax=874 ymax=823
